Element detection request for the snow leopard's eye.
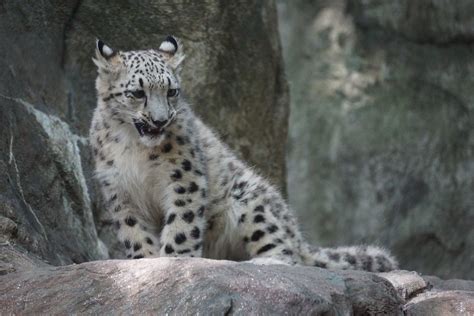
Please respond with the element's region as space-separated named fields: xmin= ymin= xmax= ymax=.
xmin=167 ymin=88 xmax=179 ymax=98
xmin=131 ymin=90 xmax=146 ymax=99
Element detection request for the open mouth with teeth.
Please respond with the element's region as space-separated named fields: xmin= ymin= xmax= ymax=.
xmin=133 ymin=110 xmax=177 ymax=138
xmin=134 ymin=120 xmax=164 ymax=137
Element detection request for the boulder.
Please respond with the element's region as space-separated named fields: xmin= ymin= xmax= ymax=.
xmin=380 ymin=270 xmax=474 ymax=315
xmin=2 ymin=259 xmax=473 ymax=315
xmin=405 ymin=291 xmax=474 ymax=315
xmin=0 ymin=96 xmax=107 ymax=266
xmin=0 ymin=258 xmax=403 ymax=315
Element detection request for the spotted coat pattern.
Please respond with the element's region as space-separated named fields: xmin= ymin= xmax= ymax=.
xmin=89 ymin=37 xmax=398 ymax=272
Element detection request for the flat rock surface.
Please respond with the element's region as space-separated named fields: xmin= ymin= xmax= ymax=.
xmin=2 ymin=257 xmax=473 ymax=315
xmin=0 ymin=258 xmax=402 ymax=315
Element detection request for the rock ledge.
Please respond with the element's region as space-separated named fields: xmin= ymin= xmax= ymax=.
xmin=1 ymin=258 xmax=472 ymax=315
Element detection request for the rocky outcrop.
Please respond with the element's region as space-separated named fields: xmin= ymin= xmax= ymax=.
xmin=0 ymin=96 xmax=108 ymax=266
xmin=381 ymin=270 xmax=474 ymax=315
xmin=2 ymin=258 xmax=473 ymax=315
xmin=0 ymin=258 xmax=401 ymax=315
xmin=279 ymin=0 xmax=474 ymax=279
xmin=0 ymin=1 xmax=107 ymax=266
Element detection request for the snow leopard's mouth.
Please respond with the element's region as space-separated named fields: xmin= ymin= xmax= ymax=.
xmin=133 ymin=111 xmax=177 ymax=138
xmin=133 ymin=120 xmax=163 ymax=137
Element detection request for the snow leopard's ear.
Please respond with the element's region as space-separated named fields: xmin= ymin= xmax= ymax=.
xmin=158 ymin=35 xmax=185 ymax=70
xmin=93 ymin=39 xmax=122 ymax=73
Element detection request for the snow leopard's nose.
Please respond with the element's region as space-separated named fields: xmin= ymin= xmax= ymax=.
xmin=152 ymin=118 xmax=168 ymax=129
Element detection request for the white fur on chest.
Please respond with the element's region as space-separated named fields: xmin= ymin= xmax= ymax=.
xmin=107 ymin=133 xmax=165 ymax=221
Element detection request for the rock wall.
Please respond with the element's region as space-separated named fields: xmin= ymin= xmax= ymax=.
xmin=279 ymin=0 xmax=474 ymax=279
xmin=0 ymin=0 xmax=288 ymax=264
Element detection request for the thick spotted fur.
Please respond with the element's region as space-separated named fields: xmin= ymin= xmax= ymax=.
xmin=90 ymin=36 xmax=398 ymax=272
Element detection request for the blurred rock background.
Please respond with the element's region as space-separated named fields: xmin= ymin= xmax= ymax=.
xmin=278 ymin=0 xmax=474 ymax=279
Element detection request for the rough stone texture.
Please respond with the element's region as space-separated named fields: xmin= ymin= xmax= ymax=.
xmin=2 ymin=258 xmax=473 ymax=315
xmin=0 ymin=97 xmax=108 ymax=265
xmin=279 ymin=0 xmax=474 ymax=279
xmin=380 ymin=270 xmax=474 ymax=315
xmin=405 ymin=291 xmax=474 ymax=315
xmin=0 ymin=258 xmax=403 ymax=315
xmin=0 ymin=1 xmax=106 ymax=265
xmin=0 ymin=0 xmax=288 ymax=262
xmin=378 ymin=270 xmax=428 ymax=300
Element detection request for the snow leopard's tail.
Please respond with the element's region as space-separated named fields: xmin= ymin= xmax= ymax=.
xmin=299 ymin=243 xmax=398 ymax=272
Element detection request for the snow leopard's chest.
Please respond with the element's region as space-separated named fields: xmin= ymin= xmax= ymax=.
xmin=109 ymin=139 xmax=167 ymax=222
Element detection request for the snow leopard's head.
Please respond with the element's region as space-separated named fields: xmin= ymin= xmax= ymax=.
xmin=93 ymin=35 xmax=185 ymax=147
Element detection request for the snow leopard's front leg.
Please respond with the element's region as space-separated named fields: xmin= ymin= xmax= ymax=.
xmin=101 ymin=184 xmax=161 ymax=259
xmin=159 ymin=160 xmax=208 ymax=257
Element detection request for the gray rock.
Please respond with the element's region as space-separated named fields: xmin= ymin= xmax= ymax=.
xmin=2 ymin=255 xmax=473 ymax=315
xmin=0 ymin=244 xmax=48 ymax=276
xmin=0 ymin=96 xmax=107 ymax=265
xmin=279 ymin=0 xmax=474 ymax=279
xmin=404 ymin=291 xmax=474 ymax=316
xmin=423 ymin=275 xmax=474 ymax=292
xmin=377 ymin=270 xmax=474 ymax=315
xmin=0 ymin=258 xmax=403 ymax=315
xmin=378 ymin=270 xmax=428 ymax=300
